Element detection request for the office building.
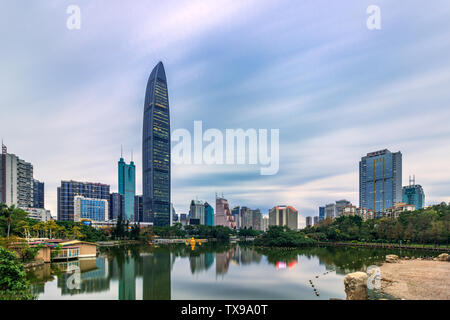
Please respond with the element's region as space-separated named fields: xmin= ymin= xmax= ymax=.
xmin=215 ymin=196 xmax=236 ymax=229
xmin=360 ymin=149 xmax=402 ymax=215
xmin=190 ymin=199 xmax=205 ymax=225
xmin=231 ymin=206 xmax=240 ymax=229
xmin=179 ymin=213 xmax=188 ymax=226
xmin=204 ymin=202 xmax=214 ymax=226
xmin=269 ymin=205 xmax=298 ymax=230
xmin=134 ymin=195 xmax=143 ymax=223
xmin=325 ymin=203 xmax=336 ymax=219
xmin=261 ymin=216 xmax=269 ymax=232
xmin=57 ymin=180 xmax=110 ymax=221
xmin=385 ymin=202 xmax=416 ymax=219
xmin=118 ymin=156 xmax=135 ymax=221
xmin=313 ymin=216 xmax=319 ymax=225
xmin=109 ymin=193 xmax=124 ymax=221
xmin=74 ymin=195 xmax=109 ymax=222
xmin=252 ymin=209 xmax=262 ymax=230
xmin=33 ymin=179 xmax=44 ymax=209
xmin=319 ymin=206 xmax=325 ymax=221
xmin=335 ymin=199 xmax=351 ymax=217
xmin=0 ymin=143 xmax=34 ymax=208
xmin=142 ymin=62 xmax=171 ymax=226
xmin=402 ymin=176 xmax=425 ymax=210
xmin=306 ymin=216 xmax=313 ymax=228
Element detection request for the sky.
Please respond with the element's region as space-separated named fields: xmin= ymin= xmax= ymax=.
xmin=1 ymin=0 xmax=450 ymax=227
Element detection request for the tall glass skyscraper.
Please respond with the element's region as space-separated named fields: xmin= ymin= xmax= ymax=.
xmin=359 ymin=149 xmax=402 ymax=215
xmin=118 ymin=157 xmax=135 ymax=221
xmin=33 ymin=179 xmax=45 ymax=209
xmin=402 ymin=177 xmax=425 ymax=209
xmin=142 ymin=62 xmax=171 ymax=226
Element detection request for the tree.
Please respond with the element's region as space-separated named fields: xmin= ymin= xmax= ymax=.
xmin=0 ymin=247 xmax=34 ymax=300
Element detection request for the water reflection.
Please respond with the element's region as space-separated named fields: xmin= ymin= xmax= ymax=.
xmin=27 ymin=244 xmax=438 ymax=300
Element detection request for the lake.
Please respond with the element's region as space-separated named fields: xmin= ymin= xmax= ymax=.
xmin=26 ymin=243 xmax=438 ymax=300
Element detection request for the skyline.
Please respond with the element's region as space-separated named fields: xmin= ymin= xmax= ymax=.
xmin=1 ymin=1 xmax=450 ymax=226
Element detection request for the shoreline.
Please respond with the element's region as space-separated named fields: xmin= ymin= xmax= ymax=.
xmin=380 ymin=258 xmax=450 ymax=300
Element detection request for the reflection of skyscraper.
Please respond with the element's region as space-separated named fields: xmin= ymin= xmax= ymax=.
xmin=215 ymin=248 xmax=235 ymax=276
xmin=142 ymin=62 xmax=171 ymax=226
xmin=142 ymin=251 xmax=171 ymax=300
xmin=119 ymin=255 xmax=136 ymax=300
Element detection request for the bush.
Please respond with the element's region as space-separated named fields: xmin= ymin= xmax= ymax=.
xmin=0 ymin=247 xmax=35 ymax=300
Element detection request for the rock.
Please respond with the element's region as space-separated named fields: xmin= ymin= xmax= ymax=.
xmin=344 ymin=272 xmax=368 ymax=300
xmin=385 ymin=255 xmax=399 ymax=263
xmin=437 ymin=253 xmax=449 ymax=262
xmin=403 ymin=256 xmax=410 ymax=260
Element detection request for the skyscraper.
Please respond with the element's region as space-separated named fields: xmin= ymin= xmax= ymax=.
xmin=189 ymin=199 xmax=205 ymax=225
xmin=109 ymin=192 xmax=124 ymax=221
xmin=134 ymin=195 xmax=143 ymax=222
xmin=402 ymin=176 xmax=425 ymax=210
xmin=142 ymin=61 xmax=171 ymax=226
xmin=33 ymin=179 xmax=44 ymax=209
xmin=306 ymin=216 xmax=313 ymax=227
xmin=0 ymin=143 xmax=34 ymax=208
xmin=118 ymin=156 xmax=135 ymax=221
xmin=215 ymin=196 xmax=236 ymax=229
xmin=57 ymin=180 xmax=110 ymax=221
xmin=319 ymin=206 xmax=325 ymax=221
xmin=204 ymin=202 xmax=214 ymax=226
xmin=359 ymin=149 xmax=402 ymax=215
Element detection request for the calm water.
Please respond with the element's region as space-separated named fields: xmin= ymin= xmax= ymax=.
xmin=26 ymin=244 xmax=438 ymax=300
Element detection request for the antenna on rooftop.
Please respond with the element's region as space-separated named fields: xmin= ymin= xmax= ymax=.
xmin=121 ymin=144 xmax=123 ymax=159
xmin=1 ymin=139 xmax=6 ymax=154
xmin=131 ymin=149 xmax=133 ymax=162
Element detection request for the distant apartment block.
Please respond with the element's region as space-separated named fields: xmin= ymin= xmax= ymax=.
xmin=306 ymin=216 xmax=313 ymax=228
xmin=190 ymin=199 xmax=205 ymax=225
xmin=0 ymin=143 xmax=34 ymax=208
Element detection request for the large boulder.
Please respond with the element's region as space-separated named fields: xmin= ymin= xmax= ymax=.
xmin=344 ymin=272 xmax=368 ymax=300
xmin=385 ymin=254 xmax=399 ymax=263
xmin=437 ymin=253 xmax=449 ymax=261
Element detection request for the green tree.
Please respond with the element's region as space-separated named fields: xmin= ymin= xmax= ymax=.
xmin=0 ymin=247 xmax=35 ymax=300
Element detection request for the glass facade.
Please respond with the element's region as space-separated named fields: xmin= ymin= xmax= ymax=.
xmin=359 ymin=149 xmax=402 ymax=215
xmin=57 ymin=180 xmax=110 ymax=221
xmin=33 ymin=179 xmax=44 ymax=209
xmin=74 ymin=196 xmax=108 ymax=222
xmin=319 ymin=206 xmax=325 ymax=221
xmin=118 ymin=158 xmax=135 ymax=221
xmin=204 ymin=202 xmax=214 ymax=226
xmin=143 ymin=62 xmax=171 ymax=226
xmin=109 ymin=192 xmax=124 ymax=220
xmin=402 ymin=184 xmax=425 ymax=209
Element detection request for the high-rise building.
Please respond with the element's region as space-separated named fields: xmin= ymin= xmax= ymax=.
xmin=0 ymin=144 xmax=34 ymax=208
xmin=109 ymin=193 xmax=124 ymax=221
xmin=359 ymin=149 xmax=402 ymax=215
xmin=325 ymin=203 xmax=336 ymax=219
xmin=231 ymin=206 xmax=240 ymax=229
xmin=305 ymin=216 xmax=313 ymax=227
xmin=57 ymin=180 xmax=110 ymax=221
xmin=251 ymin=209 xmax=262 ymax=230
xmin=179 ymin=213 xmax=188 ymax=226
xmin=190 ymin=199 xmax=205 ymax=225
xmin=74 ymin=196 xmax=109 ymax=222
xmin=33 ymin=179 xmax=44 ymax=209
xmin=215 ymin=196 xmax=236 ymax=229
xmin=118 ymin=156 xmax=135 ymax=221
xmin=261 ymin=216 xmax=269 ymax=232
xmin=319 ymin=206 xmax=325 ymax=221
xmin=240 ymin=207 xmax=252 ymax=229
xmin=134 ymin=195 xmax=143 ymax=222
xmin=269 ymin=205 xmax=298 ymax=230
xmin=142 ymin=61 xmax=171 ymax=226
xmin=335 ymin=199 xmax=351 ymax=217
xmin=402 ymin=176 xmax=425 ymax=210
xmin=313 ymin=216 xmax=319 ymax=225
xmin=204 ymin=202 xmax=214 ymax=226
